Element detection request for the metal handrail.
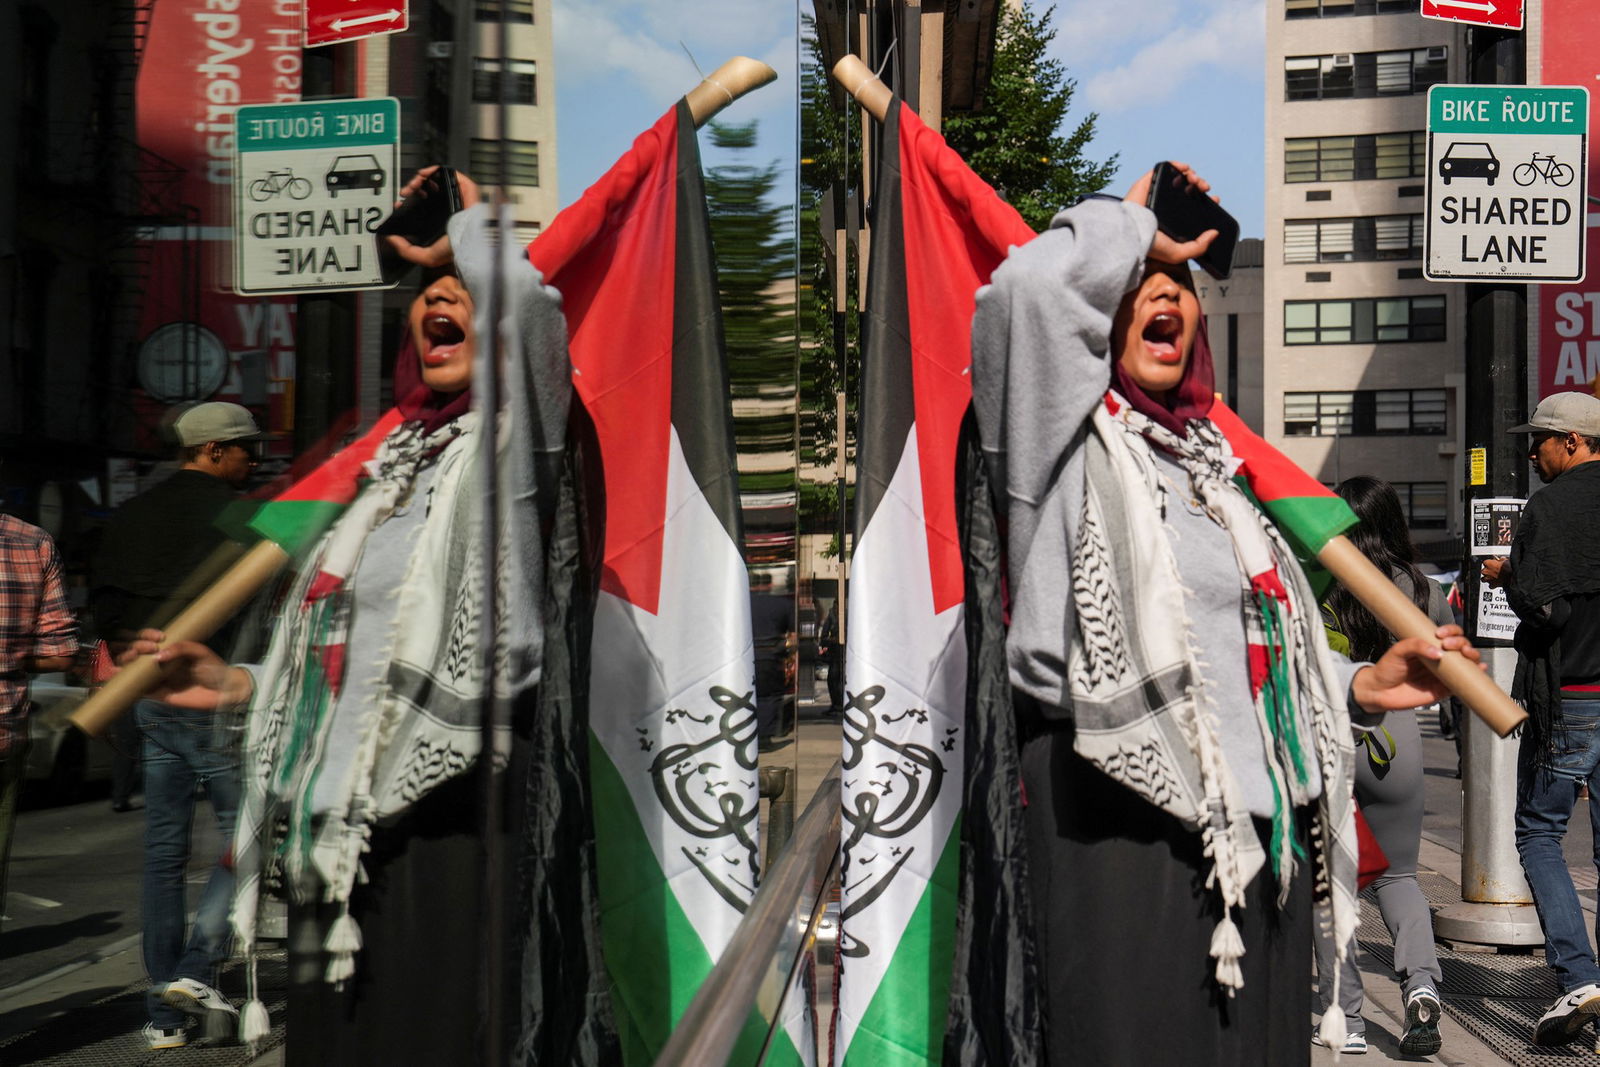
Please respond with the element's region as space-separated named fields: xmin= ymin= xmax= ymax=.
xmin=655 ymin=759 xmax=842 ymax=1066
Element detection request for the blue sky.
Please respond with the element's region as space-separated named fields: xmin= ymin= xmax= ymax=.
xmin=551 ymin=0 xmax=1268 ymax=238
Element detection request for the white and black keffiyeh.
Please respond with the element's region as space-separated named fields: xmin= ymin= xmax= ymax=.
xmin=1069 ymin=393 xmax=1358 ymax=1026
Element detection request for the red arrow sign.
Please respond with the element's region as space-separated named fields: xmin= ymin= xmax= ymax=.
xmin=305 ymin=0 xmax=409 ymax=47
xmin=1420 ymin=0 xmax=1523 ymax=29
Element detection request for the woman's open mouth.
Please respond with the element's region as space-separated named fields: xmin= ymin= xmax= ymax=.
xmin=1142 ymin=311 xmax=1184 ymax=364
xmin=421 ymin=314 xmax=466 ymax=366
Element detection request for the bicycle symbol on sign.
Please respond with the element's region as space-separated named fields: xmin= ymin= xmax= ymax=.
xmin=248 ymin=169 xmax=314 ymax=202
xmin=1512 ymin=153 xmax=1575 ymax=188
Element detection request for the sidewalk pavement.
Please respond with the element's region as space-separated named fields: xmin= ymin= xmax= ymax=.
xmin=0 ymin=704 xmax=1590 ymax=1065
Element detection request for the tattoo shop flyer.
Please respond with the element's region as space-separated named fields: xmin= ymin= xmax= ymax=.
xmin=1471 ymin=497 xmax=1525 ymax=641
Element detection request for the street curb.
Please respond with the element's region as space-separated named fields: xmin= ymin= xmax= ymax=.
xmin=0 ymin=931 xmax=141 ymax=1004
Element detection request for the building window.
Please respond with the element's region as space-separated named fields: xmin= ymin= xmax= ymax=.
xmin=1286 ymin=0 xmax=1411 ymax=15
xmin=1284 ymin=296 xmax=1445 ymax=344
xmin=1284 ymin=215 xmax=1423 ymax=263
xmin=476 ymin=0 xmax=534 ymax=21
xmin=1395 ymin=482 xmax=1448 ymax=528
xmin=1285 ymin=131 xmax=1424 ymax=182
xmin=1284 ymin=389 xmax=1448 ymax=436
xmin=470 ymin=138 xmax=540 ymax=187
xmin=472 ymin=58 xmax=537 ymax=104
xmin=1285 ymin=49 xmax=1447 ymax=101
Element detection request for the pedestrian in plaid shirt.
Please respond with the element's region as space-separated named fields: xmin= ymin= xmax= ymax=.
xmin=0 ymin=511 xmax=78 ymax=927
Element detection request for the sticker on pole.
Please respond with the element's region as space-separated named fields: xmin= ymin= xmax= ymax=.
xmin=233 ymin=98 xmax=400 ymax=295
xmin=1426 ymin=85 xmax=1588 ymax=283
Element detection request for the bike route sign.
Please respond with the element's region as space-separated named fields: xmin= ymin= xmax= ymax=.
xmin=1426 ymin=84 xmax=1588 ymax=283
xmin=233 ymin=97 xmax=400 ymax=295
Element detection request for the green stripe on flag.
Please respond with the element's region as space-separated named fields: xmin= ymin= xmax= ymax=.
xmin=843 ymin=816 xmax=961 ymax=1067
xmin=588 ymin=732 xmax=770 ymax=1065
xmin=1233 ymin=480 xmax=1356 ymax=599
xmin=249 ymin=500 xmax=345 ymax=557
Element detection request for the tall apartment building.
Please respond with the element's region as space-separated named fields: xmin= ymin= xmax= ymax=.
xmin=1265 ymin=1 xmax=1465 ymax=555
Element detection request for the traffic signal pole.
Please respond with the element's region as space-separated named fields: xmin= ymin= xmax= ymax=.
xmin=1432 ymin=24 xmax=1542 ymax=949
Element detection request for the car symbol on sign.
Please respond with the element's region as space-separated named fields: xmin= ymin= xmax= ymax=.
xmin=1439 ymin=142 xmax=1499 ymax=185
xmin=325 ymin=155 xmax=386 ymax=196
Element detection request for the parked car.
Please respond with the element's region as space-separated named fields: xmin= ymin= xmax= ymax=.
xmin=24 ymin=674 xmax=114 ymax=802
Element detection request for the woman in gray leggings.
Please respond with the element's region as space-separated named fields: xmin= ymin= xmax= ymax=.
xmin=1316 ymin=475 xmax=1453 ymax=1056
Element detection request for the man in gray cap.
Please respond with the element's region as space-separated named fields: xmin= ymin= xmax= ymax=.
xmin=1482 ymin=390 xmax=1600 ymax=1046
xmin=90 ymin=401 xmax=262 ymax=1049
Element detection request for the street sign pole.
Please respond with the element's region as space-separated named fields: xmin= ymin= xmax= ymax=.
xmin=1433 ymin=26 xmax=1542 ymax=951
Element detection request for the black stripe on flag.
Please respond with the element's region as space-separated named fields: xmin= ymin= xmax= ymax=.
xmin=854 ymin=102 xmax=916 ymax=541
xmin=670 ymin=99 xmax=743 ymax=546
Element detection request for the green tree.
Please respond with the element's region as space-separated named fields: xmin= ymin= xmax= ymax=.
xmin=704 ymin=119 xmax=793 ymax=398
xmin=702 ymin=119 xmax=800 ymax=533
xmin=942 ymin=2 xmax=1118 ymax=232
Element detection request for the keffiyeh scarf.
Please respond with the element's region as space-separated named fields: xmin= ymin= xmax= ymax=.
xmin=1068 ymin=393 xmax=1358 ymax=1009
xmin=231 ymin=411 xmax=520 ymax=1023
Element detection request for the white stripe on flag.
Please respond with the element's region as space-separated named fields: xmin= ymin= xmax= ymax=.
xmin=836 ymin=424 xmax=966 ymax=1061
xmin=589 ymin=429 xmax=758 ymax=958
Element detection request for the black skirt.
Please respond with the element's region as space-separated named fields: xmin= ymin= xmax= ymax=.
xmin=1021 ymin=726 xmax=1313 ymax=1067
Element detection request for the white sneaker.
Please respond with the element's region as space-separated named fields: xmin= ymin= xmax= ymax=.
xmin=142 ymin=1023 xmax=188 ymax=1050
xmin=1312 ymin=1028 xmax=1368 ymax=1054
xmin=1534 ymin=982 xmax=1600 ymax=1047
xmin=1399 ymin=987 xmax=1443 ymax=1056
xmin=160 ymin=977 xmax=239 ymax=1019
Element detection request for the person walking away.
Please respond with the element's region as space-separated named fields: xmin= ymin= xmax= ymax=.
xmin=1482 ymin=391 xmax=1600 ymax=1047
xmin=0 ymin=508 xmax=78 ymax=931
xmin=1315 ymin=475 xmax=1452 ymax=1056
xmin=91 ymin=402 xmax=262 ymax=1049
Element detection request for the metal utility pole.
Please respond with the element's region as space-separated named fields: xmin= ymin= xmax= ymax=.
xmin=1433 ymin=24 xmax=1542 ymax=949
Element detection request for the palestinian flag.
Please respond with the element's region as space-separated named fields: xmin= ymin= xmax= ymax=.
xmin=529 ymin=102 xmax=795 ymax=1064
xmin=1207 ymin=399 xmax=1358 ymax=581
xmin=246 ymin=407 xmax=405 ymax=554
xmin=837 ymin=100 xmax=1034 ymax=1067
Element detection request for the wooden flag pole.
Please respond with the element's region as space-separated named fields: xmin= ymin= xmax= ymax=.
xmin=1318 ymin=536 xmax=1524 ymax=735
xmin=70 ymin=540 xmax=290 ymax=737
xmin=832 ymin=54 xmax=892 ymax=123
xmin=685 ymin=57 xmax=778 ymax=128
xmin=830 ymin=53 xmax=1526 ymax=738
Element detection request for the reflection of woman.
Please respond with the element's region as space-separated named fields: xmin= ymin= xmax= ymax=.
xmin=1316 ymin=476 xmax=1452 ymax=1056
xmin=132 ymin=176 xmax=571 ymax=1062
xmin=970 ymin=166 xmax=1475 ymax=1064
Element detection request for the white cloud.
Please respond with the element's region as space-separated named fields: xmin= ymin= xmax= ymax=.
xmin=553 ymin=0 xmax=795 ymax=100
xmin=1048 ymin=0 xmax=1184 ymax=70
xmin=1080 ymin=0 xmax=1265 ymax=113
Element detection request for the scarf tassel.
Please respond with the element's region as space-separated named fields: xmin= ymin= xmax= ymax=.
xmin=1208 ymin=912 xmax=1246 ymax=994
xmin=323 ymin=909 xmax=363 ymax=986
xmin=240 ymin=950 xmax=269 ymax=1050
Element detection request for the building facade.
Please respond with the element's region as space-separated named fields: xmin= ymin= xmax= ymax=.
xmin=1265 ymin=0 xmax=1466 ymax=551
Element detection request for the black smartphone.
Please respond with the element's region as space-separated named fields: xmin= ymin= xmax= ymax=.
xmin=1145 ymin=161 xmax=1239 ymax=280
xmin=375 ymin=166 xmax=462 ymax=247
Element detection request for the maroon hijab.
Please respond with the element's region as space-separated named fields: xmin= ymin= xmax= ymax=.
xmin=393 ymin=325 xmax=473 ymax=436
xmin=1109 ymin=263 xmax=1216 ymax=438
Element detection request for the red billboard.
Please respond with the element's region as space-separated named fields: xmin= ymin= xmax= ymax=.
xmin=134 ymin=0 xmax=304 ymax=449
xmin=1537 ymin=0 xmax=1600 ymax=399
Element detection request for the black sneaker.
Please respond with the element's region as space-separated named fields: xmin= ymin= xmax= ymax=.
xmin=1399 ymin=987 xmax=1443 ymax=1056
xmin=1534 ymin=982 xmax=1600 ymax=1047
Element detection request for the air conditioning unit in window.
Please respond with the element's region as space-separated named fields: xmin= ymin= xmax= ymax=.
xmin=1332 ymin=53 xmax=1353 ymax=67
xmin=1426 ymin=46 xmax=1446 ymax=61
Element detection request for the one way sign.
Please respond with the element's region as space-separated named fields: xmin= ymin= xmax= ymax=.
xmin=305 ymin=0 xmax=409 ymax=48
xmin=1421 ymin=0 xmax=1523 ymax=30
